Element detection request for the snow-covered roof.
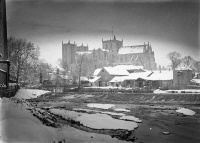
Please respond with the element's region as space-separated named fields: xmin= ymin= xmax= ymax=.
xmin=125 ymin=71 xmax=152 ymax=80
xmin=104 ymin=67 xmax=130 ymax=76
xmin=114 ymin=65 xmax=143 ymax=70
xmin=144 ymin=71 xmax=173 ymax=81
xmin=190 ymin=79 xmax=200 ymax=84
xmin=118 ymin=46 xmax=144 ymax=55
xmin=93 ymin=68 xmax=102 ymax=76
xmin=109 ymin=76 xmax=128 ymax=82
xmin=175 ymin=63 xmax=192 ymax=71
xmin=89 ymin=76 xmax=101 ymax=83
xmin=76 ymin=51 xmax=92 ymax=55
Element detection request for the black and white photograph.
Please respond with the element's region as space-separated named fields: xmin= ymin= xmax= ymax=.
xmin=0 ymin=0 xmax=200 ymax=142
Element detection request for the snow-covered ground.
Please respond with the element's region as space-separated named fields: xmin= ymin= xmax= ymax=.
xmin=0 ymin=98 xmax=62 ymax=143
xmin=15 ymin=89 xmax=50 ymax=99
xmin=1 ymin=97 xmax=124 ymax=143
xmin=176 ymin=107 xmax=196 ymax=116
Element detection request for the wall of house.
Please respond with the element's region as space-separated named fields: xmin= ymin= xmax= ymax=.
xmin=173 ymin=70 xmax=193 ymax=89
xmin=98 ymin=69 xmax=114 ymax=86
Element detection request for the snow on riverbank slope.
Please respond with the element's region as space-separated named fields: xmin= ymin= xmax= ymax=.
xmin=15 ymin=89 xmax=50 ymax=99
xmin=0 ymin=98 xmax=62 ymax=143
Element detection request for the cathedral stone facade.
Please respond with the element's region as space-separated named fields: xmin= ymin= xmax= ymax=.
xmin=62 ymin=35 xmax=157 ymax=71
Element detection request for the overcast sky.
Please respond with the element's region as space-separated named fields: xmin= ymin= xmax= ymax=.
xmin=6 ymin=0 xmax=200 ymax=67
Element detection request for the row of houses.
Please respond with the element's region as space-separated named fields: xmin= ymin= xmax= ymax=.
xmin=89 ymin=64 xmax=200 ymax=90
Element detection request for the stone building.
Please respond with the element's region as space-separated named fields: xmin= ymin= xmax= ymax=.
xmin=116 ymin=43 xmax=157 ymax=70
xmin=102 ymin=35 xmax=123 ymax=53
xmin=62 ymin=35 xmax=157 ymax=72
xmin=173 ymin=64 xmax=193 ymax=89
xmin=62 ymin=41 xmax=76 ymax=71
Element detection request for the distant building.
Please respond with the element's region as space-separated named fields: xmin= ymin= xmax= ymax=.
xmin=173 ymin=64 xmax=193 ymax=89
xmin=62 ymin=35 xmax=157 ymax=72
xmin=62 ymin=41 xmax=76 ymax=71
xmin=102 ymin=35 xmax=123 ymax=53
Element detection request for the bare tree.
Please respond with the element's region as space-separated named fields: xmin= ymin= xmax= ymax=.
xmin=70 ymin=53 xmax=95 ymax=88
xmin=8 ymin=37 xmax=39 ymax=83
xmin=167 ymin=51 xmax=182 ymax=70
xmin=181 ymin=56 xmax=195 ymax=68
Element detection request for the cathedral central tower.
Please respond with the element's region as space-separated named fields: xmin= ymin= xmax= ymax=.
xmin=102 ymin=35 xmax=123 ymax=53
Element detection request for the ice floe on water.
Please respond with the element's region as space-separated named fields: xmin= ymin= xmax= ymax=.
xmin=176 ymin=107 xmax=196 ymax=116
xmin=114 ymin=108 xmax=130 ymax=112
xmin=78 ymin=113 xmax=138 ymax=130
xmin=87 ymin=103 xmax=115 ymax=109
xmin=50 ymin=109 xmax=138 ymax=130
xmin=120 ymin=116 xmax=142 ymax=123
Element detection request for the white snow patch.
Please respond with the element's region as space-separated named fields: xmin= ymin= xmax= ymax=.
xmin=154 ymin=89 xmax=167 ymax=93
xmin=0 ymin=98 xmax=62 ymax=143
xmin=87 ymin=103 xmax=115 ymax=109
xmin=50 ymin=109 xmax=138 ymax=130
xmin=15 ymin=89 xmax=50 ymax=99
xmin=120 ymin=116 xmax=142 ymax=123
xmin=176 ymin=107 xmax=196 ymax=116
xmin=114 ymin=108 xmax=130 ymax=112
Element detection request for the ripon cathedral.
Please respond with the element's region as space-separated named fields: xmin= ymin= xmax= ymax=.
xmin=62 ymin=35 xmax=157 ymax=71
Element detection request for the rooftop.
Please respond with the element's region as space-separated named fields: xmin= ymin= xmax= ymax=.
xmin=104 ymin=67 xmax=130 ymax=76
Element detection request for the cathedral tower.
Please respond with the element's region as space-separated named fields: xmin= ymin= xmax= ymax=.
xmin=102 ymin=35 xmax=123 ymax=53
